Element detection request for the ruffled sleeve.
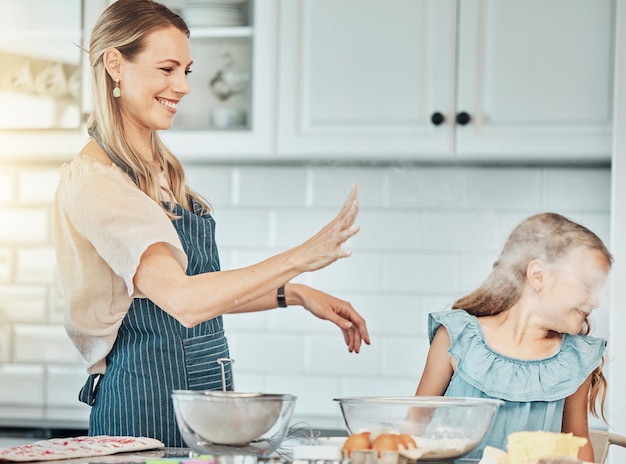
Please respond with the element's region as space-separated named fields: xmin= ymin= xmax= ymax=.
xmin=428 ymin=310 xmax=606 ymax=402
xmin=56 ymin=155 xmax=187 ymax=297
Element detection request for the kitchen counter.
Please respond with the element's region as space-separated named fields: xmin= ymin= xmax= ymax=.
xmin=0 ymin=447 xmax=480 ymax=464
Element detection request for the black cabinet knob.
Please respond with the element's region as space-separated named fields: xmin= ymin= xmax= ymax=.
xmin=430 ymin=112 xmax=445 ymax=126
xmin=456 ymin=111 xmax=471 ymax=125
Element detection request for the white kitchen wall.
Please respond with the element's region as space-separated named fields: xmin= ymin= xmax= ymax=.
xmin=0 ymin=161 xmax=612 ymax=433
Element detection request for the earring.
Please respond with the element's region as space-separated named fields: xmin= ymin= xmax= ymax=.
xmin=113 ymin=78 xmax=121 ymax=98
xmin=536 ymin=287 xmax=541 ymax=293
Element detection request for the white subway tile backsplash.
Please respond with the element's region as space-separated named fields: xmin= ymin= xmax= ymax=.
xmin=458 ymin=253 xmax=499 ymax=292
xmin=0 ymin=169 xmax=15 ymax=205
xmin=0 ymin=209 xmax=48 ymax=244
xmin=341 ymin=375 xmax=418 ymax=398
xmin=183 ymin=165 xmax=233 ymax=207
xmin=0 ymin=285 xmax=47 ymax=322
xmin=311 ymin=168 xmax=386 ymax=208
xmin=385 ymin=253 xmax=460 ymax=293
xmin=387 ymin=167 xmax=462 ymax=208
xmin=380 ymin=337 xmax=428 ymax=378
xmin=13 ymin=325 xmax=83 ymax=364
xmin=266 ymin=374 xmax=342 ymax=418
xmin=45 ymin=406 xmax=90 ymax=423
xmin=229 ymin=372 xmax=266 ymax=393
xmin=17 ymin=169 xmax=60 ymax=205
xmin=0 ymin=405 xmax=44 ymax=421
xmin=237 ymin=167 xmax=308 ymax=207
xmin=223 ymin=311 xmax=270 ymax=331
xmin=421 ymin=295 xmax=456 ymax=314
xmin=355 ymin=211 xmax=422 ymax=251
xmin=0 ymin=162 xmax=613 ymax=431
xmin=462 ymin=167 xmax=543 ymax=209
xmin=0 ymin=325 xmax=11 ymax=362
xmin=15 ymin=247 xmax=57 ymax=283
xmin=46 ymin=365 xmax=89 ymax=407
xmin=48 ymin=279 xmax=66 ymax=323
xmin=228 ymin=333 xmax=304 ymax=374
xmin=305 ymin=253 xmax=385 ymax=292
xmin=318 ymin=293 xmax=422 ymax=337
xmin=422 ymin=211 xmax=500 ymax=252
xmin=0 ymin=248 xmax=11 ymax=282
xmin=0 ymin=365 xmax=45 ymax=406
xmin=305 ymin=334 xmax=378 ymax=376
xmin=213 ymin=209 xmax=269 ymax=248
xmin=543 ymin=168 xmax=610 ymax=211
xmin=264 ymin=306 xmax=336 ymax=334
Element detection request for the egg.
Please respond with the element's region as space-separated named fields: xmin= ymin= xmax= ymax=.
xmin=342 ymin=432 xmax=371 ymax=455
xmin=370 ymin=433 xmax=399 ymax=456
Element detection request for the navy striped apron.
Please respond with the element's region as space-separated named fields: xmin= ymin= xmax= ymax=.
xmin=78 ymin=199 xmax=233 ymax=447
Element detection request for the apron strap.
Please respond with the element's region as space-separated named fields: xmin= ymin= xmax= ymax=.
xmin=79 ymin=373 xmax=102 ymax=406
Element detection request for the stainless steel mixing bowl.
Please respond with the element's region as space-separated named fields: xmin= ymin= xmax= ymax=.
xmin=172 ymin=390 xmax=296 ymax=457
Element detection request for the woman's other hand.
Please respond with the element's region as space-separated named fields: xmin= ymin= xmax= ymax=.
xmin=293 ymin=284 xmax=370 ymax=353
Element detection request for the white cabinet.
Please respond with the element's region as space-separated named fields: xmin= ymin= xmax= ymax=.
xmin=277 ymin=0 xmax=614 ymax=161
xmin=161 ymin=0 xmax=278 ymax=160
xmin=0 ymin=0 xmax=98 ymax=160
xmin=0 ymin=0 xmax=278 ymax=162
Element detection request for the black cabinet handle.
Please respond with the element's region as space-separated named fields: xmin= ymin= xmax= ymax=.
xmin=430 ymin=112 xmax=445 ymax=126
xmin=456 ymin=111 xmax=471 ymax=125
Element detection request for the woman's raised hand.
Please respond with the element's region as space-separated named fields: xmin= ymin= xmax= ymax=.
xmin=294 ymin=185 xmax=360 ymax=272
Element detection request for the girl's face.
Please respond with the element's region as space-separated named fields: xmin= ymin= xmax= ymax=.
xmin=118 ymin=26 xmax=192 ymax=134
xmin=542 ymin=246 xmax=610 ymax=334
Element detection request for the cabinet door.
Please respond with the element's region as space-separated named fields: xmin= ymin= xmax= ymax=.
xmin=0 ymin=0 xmax=108 ymax=161
xmin=277 ymin=0 xmax=456 ymax=159
xmin=456 ymin=0 xmax=614 ymax=160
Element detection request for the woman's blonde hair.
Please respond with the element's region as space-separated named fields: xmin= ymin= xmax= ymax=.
xmin=87 ymin=0 xmax=209 ymax=215
xmin=453 ymin=212 xmax=612 ymax=421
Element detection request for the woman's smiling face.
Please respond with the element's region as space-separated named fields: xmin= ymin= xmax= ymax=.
xmin=117 ymin=26 xmax=192 ymax=133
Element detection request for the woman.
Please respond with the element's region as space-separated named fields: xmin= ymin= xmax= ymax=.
xmin=53 ymin=0 xmax=370 ymax=446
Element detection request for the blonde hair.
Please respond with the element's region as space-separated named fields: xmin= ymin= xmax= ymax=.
xmin=453 ymin=212 xmax=612 ymax=421
xmin=87 ymin=0 xmax=210 ymax=215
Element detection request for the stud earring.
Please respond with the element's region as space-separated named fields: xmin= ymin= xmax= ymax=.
xmin=113 ymin=78 xmax=121 ymax=98
xmin=536 ymin=287 xmax=541 ymax=293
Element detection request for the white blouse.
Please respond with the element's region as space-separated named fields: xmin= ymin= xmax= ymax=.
xmin=53 ymin=155 xmax=188 ymax=374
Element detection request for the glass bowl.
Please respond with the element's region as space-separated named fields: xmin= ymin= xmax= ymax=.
xmin=334 ymin=396 xmax=503 ymax=461
xmin=172 ymin=390 xmax=297 ymax=457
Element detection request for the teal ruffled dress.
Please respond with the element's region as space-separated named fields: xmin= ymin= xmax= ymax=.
xmin=428 ymin=310 xmax=606 ymax=459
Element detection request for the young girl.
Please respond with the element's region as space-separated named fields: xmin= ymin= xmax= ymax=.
xmin=415 ymin=212 xmax=611 ymax=462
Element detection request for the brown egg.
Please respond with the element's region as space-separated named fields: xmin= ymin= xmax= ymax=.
xmin=370 ymin=433 xmax=399 ymax=456
xmin=342 ymin=432 xmax=371 ymax=455
xmin=398 ymin=433 xmax=417 ymax=449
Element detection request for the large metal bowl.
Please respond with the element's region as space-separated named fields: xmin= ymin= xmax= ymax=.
xmin=172 ymin=390 xmax=297 ymax=456
xmin=334 ymin=396 xmax=503 ymax=461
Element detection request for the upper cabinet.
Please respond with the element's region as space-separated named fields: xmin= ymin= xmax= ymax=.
xmin=0 ymin=0 xmax=278 ymax=161
xmin=160 ymin=0 xmax=278 ymax=160
xmin=276 ymin=0 xmax=615 ymax=161
xmin=0 ymin=0 xmax=95 ymax=160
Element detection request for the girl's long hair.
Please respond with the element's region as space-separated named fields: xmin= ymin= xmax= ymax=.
xmin=87 ymin=0 xmax=210 ymax=215
xmin=453 ymin=212 xmax=612 ymax=421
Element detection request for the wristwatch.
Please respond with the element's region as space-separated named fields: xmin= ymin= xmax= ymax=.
xmin=277 ymin=285 xmax=287 ymax=308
